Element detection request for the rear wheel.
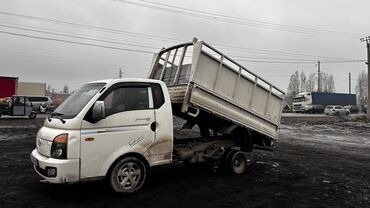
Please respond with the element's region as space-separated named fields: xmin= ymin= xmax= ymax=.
xmin=109 ymin=156 xmax=147 ymax=193
xmin=28 ymin=112 xmax=36 ymax=119
xmin=227 ymin=151 xmax=247 ymax=175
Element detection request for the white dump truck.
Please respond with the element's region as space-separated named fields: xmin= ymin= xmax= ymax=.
xmin=30 ymin=39 xmax=285 ymax=193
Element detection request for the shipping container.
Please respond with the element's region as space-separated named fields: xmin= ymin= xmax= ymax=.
xmin=0 ymin=76 xmax=18 ymax=99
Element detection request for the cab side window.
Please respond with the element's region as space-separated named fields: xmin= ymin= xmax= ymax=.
xmin=103 ymin=87 xmax=149 ymax=117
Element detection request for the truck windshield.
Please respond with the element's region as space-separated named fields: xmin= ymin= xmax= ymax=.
xmin=52 ymin=83 xmax=105 ymax=119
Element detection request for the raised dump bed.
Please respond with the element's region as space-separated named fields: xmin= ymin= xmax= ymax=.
xmin=148 ymin=39 xmax=285 ymax=142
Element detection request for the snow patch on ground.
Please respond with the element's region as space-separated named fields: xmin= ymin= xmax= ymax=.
xmin=279 ymin=124 xmax=370 ymax=148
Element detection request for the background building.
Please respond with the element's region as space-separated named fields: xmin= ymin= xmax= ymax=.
xmin=16 ymin=82 xmax=46 ymax=96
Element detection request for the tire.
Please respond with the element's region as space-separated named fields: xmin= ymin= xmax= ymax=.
xmin=335 ymin=112 xmax=339 ymax=116
xmin=346 ymin=112 xmax=349 ymax=116
xmin=109 ymin=156 xmax=147 ymax=193
xmin=227 ymin=151 xmax=247 ymax=175
xmin=28 ymin=112 xmax=36 ymax=119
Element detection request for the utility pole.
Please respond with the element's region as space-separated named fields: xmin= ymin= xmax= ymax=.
xmin=349 ymin=72 xmax=351 ymax=94
xmin=119 ymin=68 xmax=123 ymax=79
xmin=317 ymin=60 xmax=321 ymax=92
xmin=360 ymin=36 xmax=370 ymax=118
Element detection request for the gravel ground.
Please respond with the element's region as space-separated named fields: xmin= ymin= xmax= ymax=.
xmin=0 ymin=115 xmax=369 ymax=208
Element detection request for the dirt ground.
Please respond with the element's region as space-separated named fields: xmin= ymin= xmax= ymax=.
xmin=0 ymin=115 xmax=369 ymax=208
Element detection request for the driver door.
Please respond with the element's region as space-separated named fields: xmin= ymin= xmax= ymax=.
xmin=80 ymin=85 xmax=155 ymax=179
xmin=12 ymin=96 xmax=25 ymax=116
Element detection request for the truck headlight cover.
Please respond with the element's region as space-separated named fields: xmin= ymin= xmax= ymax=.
xmin=51 ymin=134 xmax=68 ymax=159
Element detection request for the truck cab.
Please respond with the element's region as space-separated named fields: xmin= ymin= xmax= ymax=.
xmin=31 ymin=78 xmax=173 ymax=192
xmin=293 ymin=92 xmax=312 ymax=112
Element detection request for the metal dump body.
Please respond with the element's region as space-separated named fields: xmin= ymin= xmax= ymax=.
xmin=148 ymin=40 xmax=285 ymax=140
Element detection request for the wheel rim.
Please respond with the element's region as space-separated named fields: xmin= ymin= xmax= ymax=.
xmin=116 ymin=162 xmax=141 ymax=190
xmin=232 ymin=153 xmax=246 ymax=174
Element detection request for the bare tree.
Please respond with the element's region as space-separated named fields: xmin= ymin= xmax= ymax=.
xmin=322 ymin=74 xmax=335 ymax=92
xmin=286 ymin=71 xmax=300 ymax=106
xmin=300 ymin=70 xmax=307 ymax=92
xmin=327 ymin=74 xmax=335 ymax=92
xmin=306 ymin=73 xmax=317 ymax=92
xmin=356 ymin=71 xmax=368 ymax=107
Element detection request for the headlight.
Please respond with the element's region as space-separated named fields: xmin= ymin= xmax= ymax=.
xmin=51 ymin=134 xmax=68 ymax=159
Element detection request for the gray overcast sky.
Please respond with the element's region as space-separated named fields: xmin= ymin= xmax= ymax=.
xmin=0 ymin=0 xmax=368 ymax=93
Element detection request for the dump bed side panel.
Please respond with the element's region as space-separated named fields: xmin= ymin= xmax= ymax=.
xmin=188 ymin=42 xmax=284 ymax=139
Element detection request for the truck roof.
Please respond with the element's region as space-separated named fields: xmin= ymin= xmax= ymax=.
xmin=89 ymin=78 xmax=164 ymax=85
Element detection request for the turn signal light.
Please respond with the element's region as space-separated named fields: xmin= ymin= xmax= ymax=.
xmin=53 ymin=134 xmax=67 ymax=144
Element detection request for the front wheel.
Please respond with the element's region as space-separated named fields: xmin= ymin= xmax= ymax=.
xmin=28 ymin=112 xmax=36 ymax=119
xmin=109 ymin=156 xmax=147 ymax=193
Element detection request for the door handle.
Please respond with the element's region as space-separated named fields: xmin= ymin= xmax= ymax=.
xmin=150 ymin=122 xmax=157 ymax=132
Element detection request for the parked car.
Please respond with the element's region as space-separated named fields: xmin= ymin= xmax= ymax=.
xmin=27 ymin=96 xmax=53 ymax=113
xmin=324 ymin=105 xmax=349 ymax=116
xmin=364 ymin=105 xmax=368 ymax=114
xmin=344 ymin=105 xmax=359 ymax=113
xmin=302 ymin=104 xmax=324 ymax=114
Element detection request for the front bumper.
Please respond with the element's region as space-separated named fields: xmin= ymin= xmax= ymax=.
xmin=30 ymin=149 xmax=79 ymax=183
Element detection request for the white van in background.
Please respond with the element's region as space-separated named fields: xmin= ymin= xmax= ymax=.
xmin=27 ymin=96 xmax=53 ymax=113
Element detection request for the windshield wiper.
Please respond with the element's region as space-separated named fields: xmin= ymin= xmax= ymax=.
xmin=48 ymin=112 xmax=66 ymax=124
xmin=51 ymin=112 xmax=64 ymax=116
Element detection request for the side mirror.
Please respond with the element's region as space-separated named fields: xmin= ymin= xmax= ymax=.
xmin=92 ymin=101 xmax=106 ymax=120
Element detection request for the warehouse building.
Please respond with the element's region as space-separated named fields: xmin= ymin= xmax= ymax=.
xmin=16 ymin=82 xmax=46 ymax=96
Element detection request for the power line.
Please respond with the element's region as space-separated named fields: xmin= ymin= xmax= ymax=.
xmin=1 ymin=29 xmax=365 ymax=65
xmin=137 ymin=0 xmax=364 ymax=37
xmin=0 ymin=21 xmax=165 ymax=48
xmin=0 ymin=30 xmax=154 ymax=54
xmin=0 ymin=11 xmax=183 ymax=42
xmin=215 ymin=44 xmax=358 ymax=61
xmin=114 ymin=0 xmax=364 ymax=39
xmin=2 ymin=22 xmax=360 ymax=62
xmin=236 ymin=59 xmax=364 ymax=64
xmin=0 ymin=23 xmax=160 ymax=49
xmin=0 ymin=11 xmax=361 ymax=60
